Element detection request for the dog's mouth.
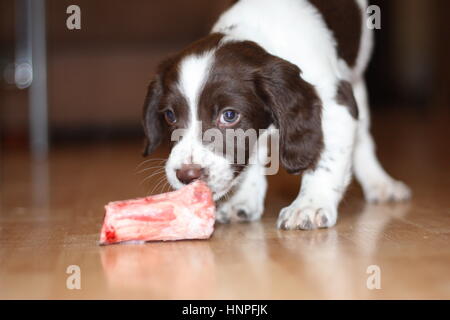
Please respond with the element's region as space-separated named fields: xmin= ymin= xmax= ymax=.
xmin=165 ymin=171 xmax=234 ymax=201
xmin=210 ymin=184 xmax=233 ymax=201
xmin=199 ymin=177 xmax=234 ymax=201
xmin=165 ymin=158 xmax=246 ymax=201
xmin=209 ymin=170 xmax=246 ymax=201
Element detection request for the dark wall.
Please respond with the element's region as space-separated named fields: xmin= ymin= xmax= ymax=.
xmin=1 ymin=0 xmax=449 ymax=147
xmin=367 ymin=0 xmax=449 ymax=109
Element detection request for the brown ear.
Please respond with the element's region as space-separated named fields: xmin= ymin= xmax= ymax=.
xmin=255 ymin=56 xmax=324 ymax=174
xmin=142 ymin=77 xmax=165 ymax=156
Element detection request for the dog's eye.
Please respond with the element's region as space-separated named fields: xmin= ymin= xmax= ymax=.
xmin=164 ymin=110 xmax=177 ymax=124
xmin=219 ymin=109 xmax=240 ymax=126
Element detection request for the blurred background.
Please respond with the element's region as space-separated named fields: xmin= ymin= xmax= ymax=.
xmin=2 ymin=1 xmax=450 ymax=300
xmin=0 ymin=0 xmax=449 ymax=157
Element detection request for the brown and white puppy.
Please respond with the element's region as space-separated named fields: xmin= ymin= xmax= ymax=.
xmin=142 ymin=0 xmax=411 ymax=229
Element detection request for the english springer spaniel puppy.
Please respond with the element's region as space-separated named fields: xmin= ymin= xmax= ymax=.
xmin=142 ymin=0 xmax=411 ymax=230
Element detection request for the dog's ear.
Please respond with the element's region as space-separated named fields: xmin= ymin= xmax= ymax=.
xmin=255 ymin=55 xmax=324 ymax=174
xmin=142 ymin=76 xmax=165 ymax=156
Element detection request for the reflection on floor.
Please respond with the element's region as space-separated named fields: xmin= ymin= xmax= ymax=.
xmin=1 ymin=110 xmax=449 ymax=299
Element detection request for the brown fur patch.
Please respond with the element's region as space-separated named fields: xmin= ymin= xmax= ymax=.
xmin=142 ymin=33 xmax=225 ymax=155
xmin=143 ymin=37 xmax=324 ymax=175
xmin=336 ymin=80 xmax=358 ymax=119
xmin=308 ymin=0 xmax=362 ymax=67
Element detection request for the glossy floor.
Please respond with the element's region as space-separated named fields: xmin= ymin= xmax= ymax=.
xmin=1 ymin=111 xmax=450 ymax=299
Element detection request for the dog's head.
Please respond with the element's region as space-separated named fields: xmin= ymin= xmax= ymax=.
xmin=142 ymin=33 xmax=323 ymax=200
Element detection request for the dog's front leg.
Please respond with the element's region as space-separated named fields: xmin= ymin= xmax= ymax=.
xmin=277 ymin=100 xmax=357 ymax=230
xmin=216 ymin=163 xmax=267 ymax=223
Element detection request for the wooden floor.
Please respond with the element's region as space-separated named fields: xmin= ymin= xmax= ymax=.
xmin=1 ymin=110 xmax=450 ymax=299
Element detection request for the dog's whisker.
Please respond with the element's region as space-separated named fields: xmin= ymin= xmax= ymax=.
xmin=141 ymin=169 xmax=164 ymax=183
xmin=166 ymin=180 xmax=173 ymax=193
xmin=153 ymin=174 xmax=167 ymax=191
xmin=136 ymin=165 xmax=164 ymax=176
xmin=147 ymin=174 xmax=166 ymax=196
xmin=151 ymin=175 xmax=168 ymax=195
xmin=161 ymin=181 xmax=168 ymax=193
xmin=135 ymin=165 xmax=166 ymax=175
xmin=163 ymin=181 xmax=172 ymax=193
xmin=135 ymin=158 xmax=167 ymax=170
xmin=140 ymin=169 xmax=166 ymax=186
xmin=136 ymin=161 xmax=166 ymax=172
xmin=136 ymin=159 xmax=166 ymax=168
xmin=135 ymin=166 xmax=165 ymax=174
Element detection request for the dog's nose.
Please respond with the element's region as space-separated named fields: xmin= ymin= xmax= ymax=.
xmin=176 ymin=164 xmax=203 ymax=185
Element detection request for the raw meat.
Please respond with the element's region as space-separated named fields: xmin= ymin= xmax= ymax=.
xmin=99 ymin=180 xmax=215 ymax=245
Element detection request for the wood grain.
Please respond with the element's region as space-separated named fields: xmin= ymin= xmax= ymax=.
xmin=1 ymin=111 xmax=449 ymax=299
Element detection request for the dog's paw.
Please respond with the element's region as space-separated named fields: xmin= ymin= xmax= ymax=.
xmin=277 ymin=204 xmax=337 ymax=230
xmin=364 ymin=179 xmax=411 ymax=204
xmin=215 ymin=208 xmax=232 ymax=224
xmin=216 ymin=201 xmax=264 ymax=223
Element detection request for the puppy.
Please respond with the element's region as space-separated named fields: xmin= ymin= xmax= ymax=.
xmin=142 ymin=0 xmax=411 ymax=229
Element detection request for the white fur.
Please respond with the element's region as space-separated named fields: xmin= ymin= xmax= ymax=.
xmin=212 ymin=0 xmax=355 ymax=228
xmin=177 ymin=51 xmax=214 ymax=117
xmin=216 ymin=125 xmax=273 ymax=223
xmin=166 ymin=0 xmax=410 ymax=228
xmin=216 ymin=163 xmax=267 ymax=223
xmin=213 ymin=0 xmax=410 ymax=229
xmin=352 ymin=79 xmax=411 ymax=203
xmin=166 ymin=52 xmax=239 ymax=200
xmin=214 ymin=0 xmax=341 ymax=93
